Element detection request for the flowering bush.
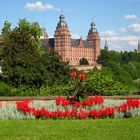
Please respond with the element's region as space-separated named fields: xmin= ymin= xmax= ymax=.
xmin=70 ymin=71 xmax=86 ymax=101
xmin=16 ymin=96 xmax=140 ymax=120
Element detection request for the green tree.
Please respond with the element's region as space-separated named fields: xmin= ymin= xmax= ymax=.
xmin=0 ymin=19 xmax=70 ymax=88
xmin=0 ymin=19 xmax=45 ymax=87
xmin=98 ymin=49 xmax=140 ymax=93
xmin=1 ymin=21 xmax=11 ymax=47
xmin=79 ymin=57 xmax=89 ymax=65
xmin=85 ymin=69 xmax=129 ymax=96
xmin=41 ymin=50 xmax=70 ymax=85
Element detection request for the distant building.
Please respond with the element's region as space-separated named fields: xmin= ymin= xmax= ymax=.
xmin=104 ymin=39 xmax=108 ymax=50
xmin=40 ymin=27 xmax=48 ymax=39
xmin=41 ymin=14 xmax=100 ymax=66
xmin=0 ymin=14 xmax=101 ymax=66
xmin=137 ymin=40 xmax=140 ymax=53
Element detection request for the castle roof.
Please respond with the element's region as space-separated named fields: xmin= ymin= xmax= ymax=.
xmin=89 ymin=22 xmax=97 ymax=33
xmin=71 ymin=39 xmax=90 ymax=48
xmin=57 ymin=14 xmax=68 ymax=28
xmin=40 ymin=38 xmax=91 ymax=48
xmin=40 ymin=38 xmax=54 ymax=47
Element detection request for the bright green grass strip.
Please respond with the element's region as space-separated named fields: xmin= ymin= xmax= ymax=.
xmin=0 ymin=118 xmax=140 ymax=140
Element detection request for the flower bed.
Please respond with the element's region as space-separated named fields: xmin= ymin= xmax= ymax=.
xmin=15 ymin=96 xmax=140 ymax=120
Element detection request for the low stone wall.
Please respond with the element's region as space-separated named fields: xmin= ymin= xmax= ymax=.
xmin=0 ymin=95 xmax=140 ymax=107
xmin=0 ymin=95 xmax=140 ymax=101
xmin=70 ymin=65 xmax=101 ymax=72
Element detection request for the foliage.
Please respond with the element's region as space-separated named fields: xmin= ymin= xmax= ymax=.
xmin=38 ymin=85 xmax=71 ymax=96
xmin=0 ymin=82 xmax=72 ymax=96
xmin=41 ymin=50 xmax=70 ymax=86
xmin=1 ymin=19 xmax=140 ymax=95
xmin=0 ymin=19 xmax=70 ymax=88
xmin=79 ymin=57 xmax=89 ymax=65
xmin=0 ymin=68 xmax=129 ymax=96
xmin=85 ymin=69 xmax=129 ymax=96
xmin=98 ymin=49 xmax=140 ymax=93
xmin=0 ymin=104 xmax=35 ymax=120
xmin=0 ymin=82 xmax=11 ymax=96
xmin=1 ymin=21 xmax=11 ymax=46
xmin=70 ymin=71 xmax=86 ymax=101
xmin=0 ymin=19 xmax=43 ymax=87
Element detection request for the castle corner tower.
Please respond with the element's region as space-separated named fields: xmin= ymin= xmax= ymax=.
xmin=54 ymin=14 xmax=71 ymax=62
xmin=87 ymin=22 xmax=100 ymax=63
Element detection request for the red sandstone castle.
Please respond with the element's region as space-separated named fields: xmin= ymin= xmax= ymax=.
xmin=41 ymin=14 xmax=100 ymax=66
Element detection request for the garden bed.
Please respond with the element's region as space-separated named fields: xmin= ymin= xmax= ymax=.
xmin=0 ymin=96 xmax=139 ymax=120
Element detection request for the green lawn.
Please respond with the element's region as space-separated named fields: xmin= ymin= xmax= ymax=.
xmin=0 ymin=118 xmax=140 ymax=140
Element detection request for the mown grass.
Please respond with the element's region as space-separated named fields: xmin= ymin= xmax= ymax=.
xmin=0 ymin=118 xmax=140 ymax=140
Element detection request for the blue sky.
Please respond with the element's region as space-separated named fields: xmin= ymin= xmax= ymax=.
xmin=0 ymin=0 xmax=140 ymax=51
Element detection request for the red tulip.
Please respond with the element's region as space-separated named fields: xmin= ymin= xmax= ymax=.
xmin=70 ymin=71 xmax=77 ymax=79
xmin=79 ymin=73 xmax=86 ymax=81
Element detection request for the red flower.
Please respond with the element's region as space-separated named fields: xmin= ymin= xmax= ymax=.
xmin=77 ymin=109 xmax=88 ymax=119
xmin=83 ymin=96 xmax=104 ymax=106
xmin=89 ymin=109 xmax=102 ymax=119
xmin=94 ymin=96 xmax=104 ymax=104
xmin=127 ymin=99 xmax=140 ymax=109
xmin=70 ymin=71 xmax=77 ymax=79
xmin=16 ymin=100 xmax=31 ymax=113
xmin=74 ymin=101 xmax=82 ymax=107
xmin=71 ymin=108 xmax=77 ymax=118
xmin=64 ymin=110 xmax=71 ymax=118
xmin=56 ymin=96 xmax=65 ymax=105
xmin=83 ymin=97 xmax=95 ymax=106
xmin=79 ymin=73 xmax=86 ymax=81
xmin=62 ymin=99 xmax=70 ymax=107
xmin=102 ymin=107 xmax=114 ymax=116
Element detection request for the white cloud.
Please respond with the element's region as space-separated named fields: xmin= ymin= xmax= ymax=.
xmin=101 ymin=30 xmax=118 ymax=38
xmin=25 ymin=1 xmax=55 ymax=11
xmin=119 ymin=27 xmax=127 ymax=33
xmin=119 ymin=35 xmax=138 ymax=47
xmin=100 ymin=14 xmax=140 ymax=51
xmin=123 ymin=14 xmax=138 ymax=20
xmin=104 ymin=30 xmax=117 ymax=37
xmin=128 ymin=22 xmax=140 ymax=32
xmin=101 ymin=30 xmax=139 ymax=51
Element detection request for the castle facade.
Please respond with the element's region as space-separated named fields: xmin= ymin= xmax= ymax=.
xmin=41 ymin=14 xmax=100 ymax=66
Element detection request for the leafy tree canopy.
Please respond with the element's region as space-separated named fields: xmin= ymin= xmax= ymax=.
xmin=97 ymin=49 xmax=140 ymax=93
xmin=79 ymin=57 xmax=89 ymax=65
xmin=0 ymin=19 xmax=70 ymax=87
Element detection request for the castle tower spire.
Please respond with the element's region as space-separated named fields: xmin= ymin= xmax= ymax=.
xmin=138 ymin=40 xmax=140 ymax=52
xmin=104 ymin=39 xmax=108 ymax=50
xmin=89 ymin=22 xmax=97 ymax=33
xmin=57 ymin=14 xmax=68 ymax=28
